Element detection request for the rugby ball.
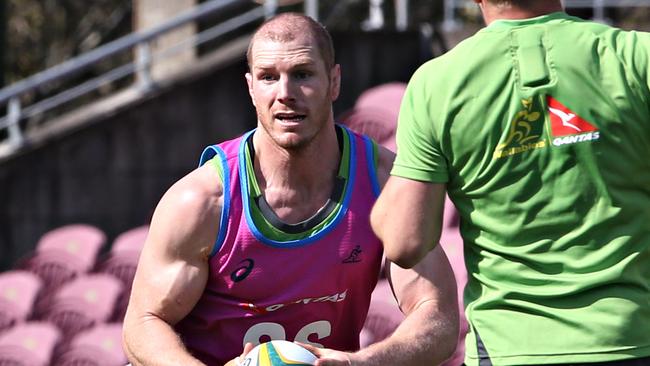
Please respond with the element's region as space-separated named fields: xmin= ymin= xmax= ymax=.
xmin=240 ymin=340 xmax=317 ymax=366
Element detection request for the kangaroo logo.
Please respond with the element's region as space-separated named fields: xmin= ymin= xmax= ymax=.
xmin=548 ymin=107 xmax=581 ymax=132
xmin=547 ymin=96 xmax=600 ymax=146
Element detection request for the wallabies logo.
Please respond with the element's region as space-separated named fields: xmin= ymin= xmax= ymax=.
xmin=493 ymin=97 xmax=547 ymax=159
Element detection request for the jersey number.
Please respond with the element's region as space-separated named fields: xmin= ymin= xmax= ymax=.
xmin=243 ymin=320 xmax=331 ymax=347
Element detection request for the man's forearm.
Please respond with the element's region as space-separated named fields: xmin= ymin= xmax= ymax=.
xmin=123 ymin=316 xmax=206 ymax=366
xmin=352 ymin=300 xmax=458 ymax=366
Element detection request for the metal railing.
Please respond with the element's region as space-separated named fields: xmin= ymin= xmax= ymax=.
xmin=0 ymin=0 xmax=417 ymax=155
xmin=3 ymin=0 xmax=648 ymax=155
xmin=0 ymin=0 xmax=279 ymax=152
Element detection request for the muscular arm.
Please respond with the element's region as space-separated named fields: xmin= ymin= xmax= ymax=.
xmin=122 ymin=164 xmax=223 ymax=365
xmin=359 ymin=149 xmax=457 ymax=364
xmin=305 ymin=146 xmax=458 ymax=365
xmin=370 ymin=176 xmax=446 ymax=268
xmin=352 ymin=249 xmax=459 ymax=365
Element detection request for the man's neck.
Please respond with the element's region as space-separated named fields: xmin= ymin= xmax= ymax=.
xmin=251 ymin=124 xmax=341 ymax=222
xmin=481 ymin=1 xmax=564 ymax=25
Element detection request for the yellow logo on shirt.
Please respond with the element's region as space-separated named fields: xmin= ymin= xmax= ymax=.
xmin=493 ymin=97 xmax=547 ymax=159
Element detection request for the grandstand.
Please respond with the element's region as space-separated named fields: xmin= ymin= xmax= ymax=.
xmin=0 ymin=0 xmax=435 ymax=272
xmin=0 ymin=0 xmax=648 ymax=364
xmin=0 ymin=3 xmax=435 ymax=363
xmin=0 ymin=223 xmax=140 ymax=365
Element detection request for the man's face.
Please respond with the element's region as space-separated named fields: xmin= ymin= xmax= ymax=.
xmin=246 ymin=35 xmax=340 ymax=150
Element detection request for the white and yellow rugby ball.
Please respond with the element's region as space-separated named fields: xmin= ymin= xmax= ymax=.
xmin=240 ymin=340 xmax=317 ymax=366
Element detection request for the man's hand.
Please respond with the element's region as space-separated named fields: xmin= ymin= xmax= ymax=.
xmin=223 ymin=343 xmax=255 ymax=366
xmin=297 ymin=343 xmax=353 ymax=366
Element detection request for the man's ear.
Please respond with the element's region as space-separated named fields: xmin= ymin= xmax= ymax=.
xmin=330 ymin=64 xmax=341 ymax=101
xmin=245 ymin=72 xmax=256 ymax=107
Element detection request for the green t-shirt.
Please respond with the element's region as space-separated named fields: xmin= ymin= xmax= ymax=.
xmin=393 ymin=12 xmax=650 ymax=365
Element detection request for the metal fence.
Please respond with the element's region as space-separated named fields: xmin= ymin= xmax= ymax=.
xmin=0 ymin=0 xmax=271 ymax=152
xmin=0 ymin=0 xmax=416 ymax=155
xmin=1 ymin=0 xmax=648 ymax=156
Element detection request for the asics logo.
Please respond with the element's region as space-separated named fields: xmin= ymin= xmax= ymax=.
xmin=231 ymin=258 xmax=255 ymax=282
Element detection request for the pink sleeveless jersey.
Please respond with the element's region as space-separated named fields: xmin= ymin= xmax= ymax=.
xmin=174 ymin=126 xmax=384 ymax=365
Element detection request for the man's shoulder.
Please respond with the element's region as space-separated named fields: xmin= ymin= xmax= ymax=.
xmin=145 ymin=164 xmax=224 ymax=260
xmin=207 ymin=131 xmax=250 ymax=159
xmin=410 ymin=34 xmax=485 ymax=86
xmin=164 ymin=164 xmax=225 ymax=213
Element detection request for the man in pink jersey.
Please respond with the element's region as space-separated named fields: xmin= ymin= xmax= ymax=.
xmin=122 ymin=12 xmax=458 ymax=366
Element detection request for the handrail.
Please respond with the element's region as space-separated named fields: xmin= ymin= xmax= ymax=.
xmin=0 ymin=0 xmax=417 ymax=154
xmin=0 ymin=0 xmax=275 ymax=152
xmin=0 ymin=0 xmax=245 ymax=106
xmin=0 ymin=5 xmax=266 ymax=131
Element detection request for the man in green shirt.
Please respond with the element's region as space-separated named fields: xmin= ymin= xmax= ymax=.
xmin=371 ymin=1 xmax=650 ymax=365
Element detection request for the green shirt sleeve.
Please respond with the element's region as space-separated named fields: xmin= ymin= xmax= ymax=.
xmin=618 ymin=30 xmax=650 ymax=103
xmin=391 ymin=64 xmax=449 ymax=183
xmin=634 ymin=31 xmax=650 ymax=99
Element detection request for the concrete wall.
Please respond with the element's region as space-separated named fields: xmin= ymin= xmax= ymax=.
xmin=133 ymin=0 xmax=197 ymax=80
xmin=0 ymin=30 xmax=431 ymax=270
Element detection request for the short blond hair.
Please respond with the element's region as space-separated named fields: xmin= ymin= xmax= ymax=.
xmin=247 ymin=12 xmax=335 ymax=72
